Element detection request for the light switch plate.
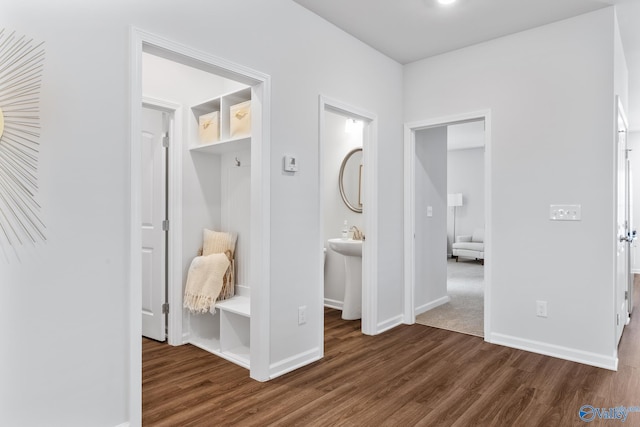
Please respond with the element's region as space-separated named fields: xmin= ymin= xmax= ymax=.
xmin=550 ymin=204 xmax=581 ymax=221
xmin=283 ymin=155 xmax=298 ymax=172
xmin=427 ymin=206 xmax=433 ymax=217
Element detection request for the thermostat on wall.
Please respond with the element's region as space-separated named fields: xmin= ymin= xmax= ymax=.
xmin=283 ymin=155 xmax=298 ymax=172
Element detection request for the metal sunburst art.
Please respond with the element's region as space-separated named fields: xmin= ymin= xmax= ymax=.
xmin=0 ymin=29 xmax=45 ymax=258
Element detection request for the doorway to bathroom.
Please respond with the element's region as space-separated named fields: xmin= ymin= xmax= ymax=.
xmin=404 ymin=111 xmax=491 ymax=339
xmin=319 ymin=96 xmax=378 ymax=336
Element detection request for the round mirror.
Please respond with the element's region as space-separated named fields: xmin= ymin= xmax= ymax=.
xmin=339 ymin=147 xmax=363 ymax=213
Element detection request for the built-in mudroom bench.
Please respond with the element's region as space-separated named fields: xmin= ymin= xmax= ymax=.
xmin=188 ymin=294 xmax=251 ymax=368
xmin=185 ymin=85 xmax=253 ymax=370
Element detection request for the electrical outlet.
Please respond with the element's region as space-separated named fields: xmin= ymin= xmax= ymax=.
xmin=536 ymin=300 xmax=548 ymax=318
xmin=550 ymin=204 xmax=581 ymax=221
xmin=298 ymin=305 xmax=307 ymax=325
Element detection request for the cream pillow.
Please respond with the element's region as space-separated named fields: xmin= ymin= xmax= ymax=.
xmin=203 ymin=229 xmax=237 ymax=257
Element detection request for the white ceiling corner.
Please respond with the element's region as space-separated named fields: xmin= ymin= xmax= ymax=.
xmin=293 ymin=0 xmax=640 ymax=131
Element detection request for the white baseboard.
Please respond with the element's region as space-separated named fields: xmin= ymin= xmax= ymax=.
xmin=324 ymin=298 xmax=343 ymax=310
xmin=376 ymin=314 xmax=404 ymax=334
xmin=269 ymin=347 xmax=322 ymax=380
xmin=115 ymin=423 xmax=130 ymax=427
xmin=415 ymin=295 xmax=450 ymax=316
xmin=489 ymin=332 xmax=618 ymax=371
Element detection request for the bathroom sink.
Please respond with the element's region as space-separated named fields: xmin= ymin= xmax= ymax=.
xmin=328 ymin=238 xmax=362 ymax=320
xmin=328 ymin=238 xmax=362 ymax=257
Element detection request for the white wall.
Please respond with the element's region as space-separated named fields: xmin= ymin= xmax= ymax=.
xmin=0 ymin=1 xmax=404 ymax=425
xmin=323 ymin=110 xmax=363 ymax=307
xmin=221 ymin=150 xmax=252 ymax=289
xmin=414 ymin=127 xmax=448 ymax=313
xmin=405 ymin=8 xmax=622 ymax=368
xmin=447 ymin=147 xmax=485 ymax=254
xmin=614 ymin=12 xmax=629 ymax=114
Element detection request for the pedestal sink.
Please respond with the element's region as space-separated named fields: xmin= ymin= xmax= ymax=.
xmin=328 ymin=238 xmax=362 ymax=320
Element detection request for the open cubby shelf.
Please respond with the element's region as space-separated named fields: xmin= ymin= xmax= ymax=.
xmin=186 ymin=85 xmax=253 ymax=370
xmin=188 ymin=295 xmax=251 ymax=368
xmin=189 ymin=87 xmax=251 ymax=155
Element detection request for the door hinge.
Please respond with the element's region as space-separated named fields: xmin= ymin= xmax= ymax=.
xmin=162 ymin=133 xmax=170 ymax=148
xmin=625 ymin=291 xmax=629 ymax=300
xmin=162 ymin=303 xmax=169 ymax=314
xmin=162 ymin=220 xmax=169 ymax=231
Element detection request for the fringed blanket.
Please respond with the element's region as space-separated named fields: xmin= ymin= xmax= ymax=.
xmin=183 ymin=252 xmax=230 ymax=314
xmin=202 ymin=229 xmax=237 ymax=301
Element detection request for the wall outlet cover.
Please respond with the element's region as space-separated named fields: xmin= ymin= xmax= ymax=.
xmin=550 ymin=204 xmax=581 ymax=221
xmin=298 ymin=305 xmax=307 ymax=325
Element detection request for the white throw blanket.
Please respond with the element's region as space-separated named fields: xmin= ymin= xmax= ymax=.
xmin=183 ymin=252 xmax=230 ymax=314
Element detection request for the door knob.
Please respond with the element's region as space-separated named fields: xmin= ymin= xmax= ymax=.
xmin=620 ymin=234 xmax=633 ymax=243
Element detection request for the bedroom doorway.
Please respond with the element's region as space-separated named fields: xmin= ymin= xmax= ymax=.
xmin=404 ymin=111 xmax=491 ymax=339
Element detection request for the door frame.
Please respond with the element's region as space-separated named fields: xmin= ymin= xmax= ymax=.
xmin=129 ymin=27 xmax=271 ymax=426
xmin=615 ymin=95 xmax=630 ymax=346
xmin=142 ymin=96 xmax=183 ymax=345
xmin=403 ymin=110 xmax=492 ymax=339
xmin=318 ymin=95 xmax=379 ymax=336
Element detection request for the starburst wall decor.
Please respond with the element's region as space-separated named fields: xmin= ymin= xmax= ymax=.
xmin=0 ymin=29 xmax=46 ymax=257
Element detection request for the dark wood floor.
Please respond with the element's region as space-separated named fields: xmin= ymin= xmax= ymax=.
xmin=143 ymin=280 xmax=640 ymax=426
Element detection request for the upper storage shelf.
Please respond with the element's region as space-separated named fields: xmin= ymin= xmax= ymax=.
xmin=190 ymin=87 xmax=252 ymax=155
xmin=191 ymin=136 xmax=250 ymax=154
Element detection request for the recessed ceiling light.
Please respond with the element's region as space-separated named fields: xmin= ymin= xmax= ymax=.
xmin=438 ymin=0 xmax=457 ymax=5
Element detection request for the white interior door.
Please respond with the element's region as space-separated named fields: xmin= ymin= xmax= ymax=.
xmin=630 ymin=169 xmax=636 ymax=315
xmin=141 ymin=106 xmax=168 ymax=341
xmin=616 ymin=101 xmax=630 ymax=344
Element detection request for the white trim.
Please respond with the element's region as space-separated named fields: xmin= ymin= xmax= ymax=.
xmin=130 ymin=27 xmax=272 ymax=426
xmin=324 ymin=298 xmax=344 ymax=310
xmin=129 ymin=27 xmax=143 ymax=427
xmin=403 ymin=124 xmax=415 ymax=325
xmin=114 ymin=423 xmax=130 ymax=427
xmin=363 ymin=117 xmax=379 ymax=336
xmin=376 ymin=314 xmax=404 ymax=334
xmin=317 ymin=100 xmax=327 ymax=360
xmin=269 ymin=347 xmax=322 ymax=380
xmin=415 ymin=295 xmax=450 ymax=317
xmin=403 ymin=110 xmax=492 ymax=340
xmin=490 ymin=332 xmax=618 ymax=371
xmin=484 ymin=113 xmax=493 ymax=339
xmin=614 ymin=95 xmax=630 ymax=354
xmin=249 ymin=78 xmax=272 ymax=382
xmin=319 ymin=95 xmax=379 ymax=336
xmin=142 ymin=96 xmax=184 ymax=346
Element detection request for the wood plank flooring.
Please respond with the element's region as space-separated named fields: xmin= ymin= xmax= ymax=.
xmin=143 ymin=280 xmax=640 ymax=426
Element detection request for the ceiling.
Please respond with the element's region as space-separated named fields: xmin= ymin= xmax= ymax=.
xmin=293 ymin=0 xmax=640 ymax=130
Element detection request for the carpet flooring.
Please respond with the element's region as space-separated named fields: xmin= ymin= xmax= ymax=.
xmin=415 ymin=258 xmax=484 ymax=337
